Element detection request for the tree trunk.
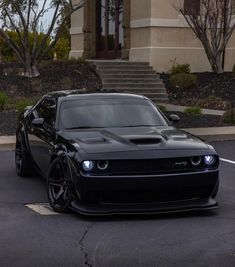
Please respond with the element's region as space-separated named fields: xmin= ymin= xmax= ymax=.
xmin=24 ymin=52 xmax=40 ymax=77
xmin=24 ymin=64 xmax=40 ymax=77
xmin=206 ymin=50 xmax=224 ymax=74
xmin=213 ymin=52 xmax=224 ymax=74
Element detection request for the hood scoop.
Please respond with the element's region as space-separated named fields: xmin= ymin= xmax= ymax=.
xmin=129 ymin=137 xmax=162 ymax=146
xmin=80 ymin=137 xmax=106 ymax=144
xmin=161 ymin=130 xmax=189 ymax=140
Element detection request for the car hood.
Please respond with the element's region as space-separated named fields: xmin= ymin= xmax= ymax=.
xmin=60 ymin=126 xmax=210 ymax=154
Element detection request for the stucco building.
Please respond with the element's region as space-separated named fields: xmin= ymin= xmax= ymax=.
xmin=70 ymin=0 xmax=235 ymax=73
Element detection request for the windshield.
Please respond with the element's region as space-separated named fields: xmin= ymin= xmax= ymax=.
xmin=59 ymin=98 xmax=168 ymax=129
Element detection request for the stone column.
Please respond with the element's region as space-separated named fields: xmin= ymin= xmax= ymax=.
xmin=122 ymin=0 xmax=130 ymax=59
xmin=70 ymin=1 xmax=84 ymax=59
xmin=83 ymin=0 xmax=97 ymax=59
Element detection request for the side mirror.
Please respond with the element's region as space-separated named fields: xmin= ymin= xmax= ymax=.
xmin=32 ymin=118 xmax=44 ymax=127
xmin=169 ymin=114 xmax=180 ymax=123
xmin=24 ymin=106 xmax=33 ymax=117
xmin=24 ymin=105 xmax=33 ymax=111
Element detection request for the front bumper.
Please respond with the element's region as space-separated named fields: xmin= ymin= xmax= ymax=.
xmin=72 ymin=169 xmax=219 ymax=215
xmin=70 ymin=197 xmax=218 ymax=216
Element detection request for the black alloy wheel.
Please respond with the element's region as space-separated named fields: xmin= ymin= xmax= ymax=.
xmin=47 ymin=157 xmax=74 ymax=213
xmin=15 ymin=133 xmax=34 ymax=177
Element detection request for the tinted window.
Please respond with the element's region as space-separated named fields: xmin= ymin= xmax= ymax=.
xmin=34 ymin=98 xmax=56 ymax=126
xmin=59 ymin=98 xmax=168 ymax=129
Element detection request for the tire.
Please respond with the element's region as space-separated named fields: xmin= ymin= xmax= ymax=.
xmin=15 ymin=132 xmax=34 ymax=177
xmin=47 ymin=157 xmax=74 ymax=213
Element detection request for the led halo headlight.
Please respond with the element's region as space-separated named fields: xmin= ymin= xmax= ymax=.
xmin=191 ymin=156 xmax=202 ymax=166
xmin=97 ymin=160 xmax=109 ymax=170
xmin=204 ymin=155 xmax=216 ymax=166
xmin=82 ymin=160 xmax=94 ymax=171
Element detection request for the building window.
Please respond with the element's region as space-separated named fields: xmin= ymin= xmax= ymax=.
xmin=184 ymin=0 xmax=200 ymax=15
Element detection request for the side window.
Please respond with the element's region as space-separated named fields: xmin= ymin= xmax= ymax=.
xmin=184 ymin=0 xmax=200 ymax=15
xmin=35 ymin=98 xmax=56 ymax=126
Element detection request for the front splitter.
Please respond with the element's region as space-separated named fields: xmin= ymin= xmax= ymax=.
xmin=69 ymin=197 xmax=218 ymax=216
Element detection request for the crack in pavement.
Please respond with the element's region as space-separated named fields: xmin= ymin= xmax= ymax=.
xmin=78 ymin=223 xmax=94 ymax=267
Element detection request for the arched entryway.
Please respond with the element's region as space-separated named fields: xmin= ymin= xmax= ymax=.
xmin=83 ymin=0 xmax=130 ymax=59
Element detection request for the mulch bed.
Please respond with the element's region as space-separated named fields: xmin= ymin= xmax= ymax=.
xmin=0 ymin=60 xmax=103 ymax=135
xmin=0 ymin=110 xmax=18 ymax=135
xmin=0 ymin=61 xmax=102 ymax=98
xmin=161 ymin=72 xmax=235 ymax=109
xmin=0 ymin=65 xmax=234 ymax=135
xmin=164 ymin=111 xmax=225 ymax=128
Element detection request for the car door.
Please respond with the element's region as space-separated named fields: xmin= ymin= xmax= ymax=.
xmin=27 ymin=97 xmax=57 ymax=178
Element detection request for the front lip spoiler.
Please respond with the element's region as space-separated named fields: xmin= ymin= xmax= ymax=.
xmin=69 ymin=197 xmax=218 ymax=216
xmin=80 ymin=169 xmax=219 ymax=179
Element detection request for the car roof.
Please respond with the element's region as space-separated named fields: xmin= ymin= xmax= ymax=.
xmin=46 ymin=89 xmax=147 ymax=101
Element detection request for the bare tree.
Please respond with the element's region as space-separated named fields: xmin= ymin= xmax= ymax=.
xmin=176 ymin=0 xmax=235 ymax=74
xmin=0 ymin=0 xmax=85 ymax=77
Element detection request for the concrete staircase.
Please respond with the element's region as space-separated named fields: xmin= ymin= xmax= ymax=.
xmin=92 ymin=60 xmax=168 ymax=103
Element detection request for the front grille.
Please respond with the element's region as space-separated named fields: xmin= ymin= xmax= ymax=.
xmin=110 ymin=158 xmax=193 ymax=175
xmin=98 ymin=186 xmax=212 ymax=204
xmin=90 ymin=157 xmax=208 ymax=176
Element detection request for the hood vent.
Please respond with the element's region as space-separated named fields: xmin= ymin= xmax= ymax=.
xmin=81 ymin=137 xmax=106 ymax=144
xmin=129 ymin=138 xmax=162 ymax=146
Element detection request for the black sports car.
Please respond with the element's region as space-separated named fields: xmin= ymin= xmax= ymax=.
xmin=15 ymin=91 xmax=219 ymax=215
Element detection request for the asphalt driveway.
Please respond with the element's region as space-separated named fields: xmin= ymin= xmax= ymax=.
xmin=0 ymin=141 xmax=235 ymax=267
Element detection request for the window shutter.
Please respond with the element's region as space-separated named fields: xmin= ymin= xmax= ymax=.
xmin=184 ymin=0 xmax=200 ymax=15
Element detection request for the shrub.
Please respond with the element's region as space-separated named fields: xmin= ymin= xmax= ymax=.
xmin=197 ymin=96 xmax=227 ymax=110
xmin=0 ymin=91 xmax=9 ymax=110
xmin=184 ymin=106 xmax=202 ymax=117
xmin=54 ymin=37 xmax=70 ymax=60
xmin=15 ymin=98 xmax=34 ymax=113
xmin=170 ymin=73 xmax=197 ymax=89
xmin=170 ymin=63 xmax=191 ymax=75
xmin=0 ymin=31 xmax=53 ymax=62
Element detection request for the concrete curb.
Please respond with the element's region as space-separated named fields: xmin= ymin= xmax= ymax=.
xmin=0 ymin=136 xmax=15 ymax=151
xmin=183 ymin=127 xmax=235 ymax=142
xmin=1 ymin=127 xmax=235 ymax=151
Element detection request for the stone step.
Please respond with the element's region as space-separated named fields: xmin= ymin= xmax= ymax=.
xmin=151 ymin=98 xmax=169 ymax=103
xmin=140 ymin=92 xmax=168 ymax=98
xmin=103 ymin=83 xmax=165 ymax=89
xmin=91 ymin=60 xmax=168 ymax=103
xmin=98 ymin=66 xmax=154 ymax=71
xmin=99 ymin=70 xmax=156 ymax=75
xmin=118 ymin=88 xmax=167 ymax=93
xmin=94 ymin=61 xmax=149 ymax=66
xmin=125 ymin=93 xmax=169 ymax=103
xmin=101 ymin=74 xmax=160 ymax=79
xmin=111 ymin=91 xmax=169 ymax=102
xmin=103 ymin=78 xmax=162 ymax=83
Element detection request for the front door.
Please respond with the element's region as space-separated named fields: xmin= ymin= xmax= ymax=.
xmin=96 ymin=0 xmax=123 ymax=59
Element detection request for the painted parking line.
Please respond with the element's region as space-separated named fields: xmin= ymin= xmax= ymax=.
xmin=220 ymin=158 xmax=235 ymax=165
xmin=25 ymin=203 xmax=61 ymax=215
